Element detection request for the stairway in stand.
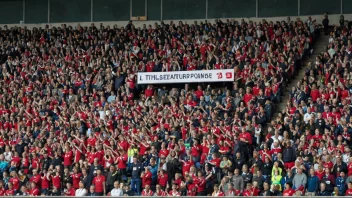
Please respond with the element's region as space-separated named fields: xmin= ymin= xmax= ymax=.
xmin=269 ymin=32 xmax=330 ymax=129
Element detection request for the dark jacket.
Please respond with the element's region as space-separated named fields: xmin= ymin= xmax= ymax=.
xmin=131 ymin=162 xmax=143 ymax=179
xmin=282 ymin=146 xmax=296 ymax=162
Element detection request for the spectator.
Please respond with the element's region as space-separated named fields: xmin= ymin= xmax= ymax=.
xmin=306 ymin=168 xmax=319 ymax=196
xmin=317 ymin=182 xmax=331 ymax=196
xmin=0 ymin=17 xmax=319 ymax=197
xmin=292 ymin=167 xmax=307 ymax=190
xmin=75 ymin=181 xmax=87 ymax=197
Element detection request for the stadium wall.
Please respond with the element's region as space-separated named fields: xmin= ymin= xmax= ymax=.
xmin=0 ymin=0 xmax=349 ymax=27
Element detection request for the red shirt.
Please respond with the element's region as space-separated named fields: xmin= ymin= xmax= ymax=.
xmin=41 ymin=176 xmax=50 ymax=189
xmin=63 ymin=151 xmax=73 ymax=166
xmin=30 ymin=175 xmax=41 ymax=186
xmin=182 ymin=161 xmax=194 ymax=176
xmin=197 ymin=176 xmax=206 ymax=193
xmin=191 ymin=145 xmax=200 ymax=157
xmin=29 ymin=188 xmax=40 ymax=196
xmin=323 ymin=161 xmax=333 ymax=170
xmin=5 ymin=189 xmax=15 ymax=196
xmin=142 ymin=172 xmax=152 ymax=188
xmin=239 ymin=132 xmax=252 ymax=145
xmin=51 ymin=175 xmax=61 ymax=189
xmin=9 ymin=177 xmax=20 ymax=190
xmin=65 ymin=188 xmax=76 ymax=196
xmin=315 ymin=170 xmax=324 ymax=181
xmin=310 ymin=89 xmax=320 ymax=102
xmin=346 ymin=188 xmax=352 ymax=195
xmin=141 ymin=189 xmax=154 ymax=196
xmin=92 ymin=175 xmax=106 ymax=193
xmin=168 ymin=190 xmax=180 ymax=196
xmin=158 ymin=173 xmax=168 ymax=187
xmin=155 ymin=190 xmax=167 ymax=196
xmin=243 ymin=93 xmax=253 ymax=105
xmin=348 ymin=162 xmax=352 ymax=176
xmin=283 ymin=188 xmax=296 ymax=196
xmin=159 ymin=149 xmax=169 ymax=158
xmin=71 ymin=173 xmax=82 ymax=189
xmin=0 ymin=188 xmax=4 ymax=196
xmin=145 ymin=88 xmax=154 ymax=97
xmin=213 ymin=191 xmax=225 ymax=196
xmin=210 ymin=158 xmax=221 ymax=167
xmin=117 ymin=154 xmax=128 ymax=169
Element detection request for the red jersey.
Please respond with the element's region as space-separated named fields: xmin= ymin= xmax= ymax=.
xmin=63 ymin=151 xmax=73 ymax=166
xmin=92 ymin=175 xmax=106 ymax=193
xmin=346 ymin=188 xmax=352 ymax=195
xmin=64 ymin=188 xmax=75 ymax=196
xmin=283 ymin=188 xmax=296 ymax=196
xmin=29 ymin=188 xmax=40 ymax=196
xmin=141 ymin=189 xmax=154 ymax=196
xmin=9 ymin=177 xmax=20 ymax=190
xmin=51 ymin=175 xmax=61 ymax=189
xmin=168 ymin=190 xmax=181 ymax=196
xmin=5 ymin=189 xmax=15 ymax=196
xmin=158 ymin=173 xmax=168 ymax=187
xmin=117 ymin=154 xmax=128 ymax=169
xmin=41 ymin=176 xmax=50 ymax=189
xmin=142 ymin=172 xmax=152 ymax=188
xmin=71 ymin=173 xmax=82 ymax=189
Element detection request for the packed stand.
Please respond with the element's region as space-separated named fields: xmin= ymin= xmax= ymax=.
xmin=0 ymin=17 xmax=316 ymax=196
xmin=266 ymin=16 xmax=352 ymax=196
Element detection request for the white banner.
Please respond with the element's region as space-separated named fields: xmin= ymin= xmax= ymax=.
xmin=137 ymin=69 xmax=234 ymax=84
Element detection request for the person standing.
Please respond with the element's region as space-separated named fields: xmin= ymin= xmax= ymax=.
xmin=92 ymin=169 xmax=106 ymax=196
xmin=106 ymin=166 xmax=119 ymax=193
xmin=292 ymin=168 xmax=307 ymax=191
xmin=130 ymin=156 xmax=143 ymax=195
xmin=322 ymin=12 xmax=329 ymax=35
xmin=306 ymin=168 xmax=319 ymax=196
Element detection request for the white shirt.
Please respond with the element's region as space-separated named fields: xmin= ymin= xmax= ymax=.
xmin=343 ymin=153 xmax=350 ymax=164
xmin=75 ymin=188 xmax=87 ymax=197
xmin=4 ymin=152 xmax=12 ymax=162
xmin=110 ymin=188 xmax=123 ymax=197
xmin=304 ymin=113 xmax=312 ymax=123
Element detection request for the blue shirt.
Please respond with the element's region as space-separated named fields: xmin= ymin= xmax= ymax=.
xmin=0 ymin=161 xmax=8 ymax=172
xmin=336 ymin=177 xmax=346 ymax=193
xmin=307 ymin=175 xmax=319 ymax=192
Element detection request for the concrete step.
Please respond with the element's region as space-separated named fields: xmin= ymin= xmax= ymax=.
xmin=263 ymin=34 xmax=329 ymax=130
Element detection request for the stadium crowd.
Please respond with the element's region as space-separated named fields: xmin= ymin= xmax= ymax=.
xmin=0 ymin=15 xmax=340 ymax=197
